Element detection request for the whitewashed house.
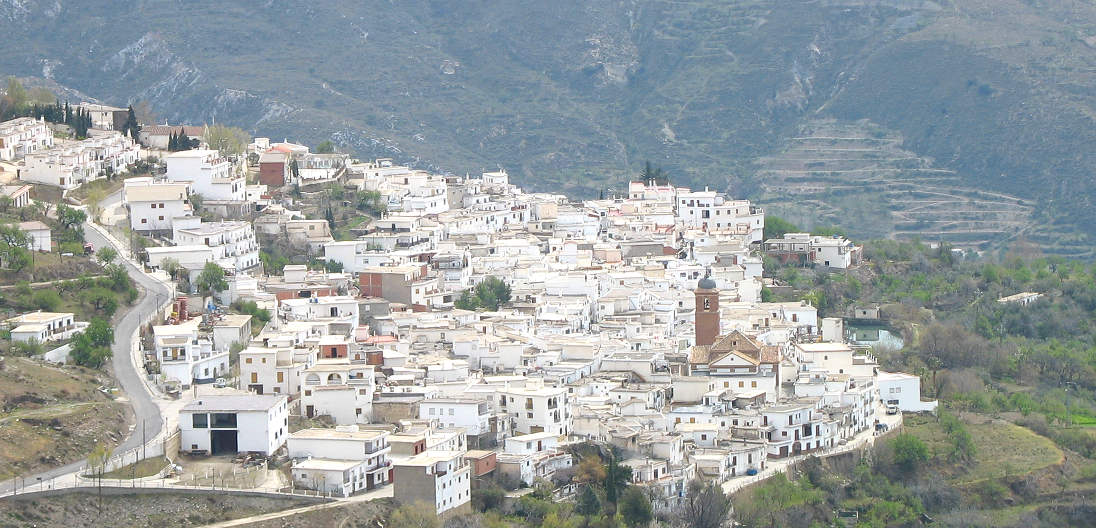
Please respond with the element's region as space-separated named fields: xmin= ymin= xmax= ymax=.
xmin=179 ymin=394 xmax=289 ymax=455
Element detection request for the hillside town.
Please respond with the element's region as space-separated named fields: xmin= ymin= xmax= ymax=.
xmin=0 ymin=110 xmax=932 ymax=518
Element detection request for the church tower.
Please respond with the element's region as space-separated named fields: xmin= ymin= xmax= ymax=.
xmin=695 ymin=273 xmax=720 ymax=347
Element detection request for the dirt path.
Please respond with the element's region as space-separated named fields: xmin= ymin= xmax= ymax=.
xmin=195 ymin=485 xmax=393 ymax=527
xmin=0 ymin=401 xmax=101 ymax=425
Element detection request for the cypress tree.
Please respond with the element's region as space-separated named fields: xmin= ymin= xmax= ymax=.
xmin=123 ymin=105 xmax=140 ymax=139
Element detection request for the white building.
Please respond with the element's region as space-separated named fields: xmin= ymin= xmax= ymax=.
xmin=278 ymin=296 xmax=359 ymax=326
xmin=392 ymin=450 xmax=471 ymax=515
xmin=125 ymin=180 xmax=192 ymax=232
xmin=4 ymin=311 xmax=86 ymax=343
xmin=288 ymin=426 xmax=392 ymax=495
xmin=165 ymin=149 xmax=245 ymax=201
xmin=877 ymin=371 xmax=937 ymax=413
xmin=499 ymin=382 xmax=572 ymax=436
xmin=675 ymin=189 xmax=764 ymax=242
xmin=0 ymin=117 xmax=54 ymax=160
xmin=172 ymin=220 xmax=260 ymax=271
xmin=17 ymin=221 xmax=50 ymax=251
xmin=241 ymin=343 xmax=316 ymax=396
xmin=153 ymin=320 xmax=229 ymax=387
xmin=764 ymin=233 xmax=863 ymax=269
xmin=145 ymin=245 xmax=214 ymax=271
xmin=21 ymin=132 xmax=140 ymax=189
xmin=419 ymin=399 xmax=492 ymax=437
xmin=300 ymin=359 xmax=377 ymax=424
xmin=179 ymin=394 xmax=289 ymax=455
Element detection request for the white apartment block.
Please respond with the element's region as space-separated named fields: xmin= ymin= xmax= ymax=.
xmin=165 ymin=149 xmax=245 ymax=201
xmin=172 ymin=220 xmax=260 ymax=271
xmin=0 ymin=117 xmax=53 ymax=160
xmin=21 ymin=132 xmax=140 ymax=189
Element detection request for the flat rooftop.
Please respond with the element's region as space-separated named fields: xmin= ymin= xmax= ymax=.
xmin=182 ymin=394 xmax=285 ymax=413
xmin=291 ymin=427 xmax=388 ymax=441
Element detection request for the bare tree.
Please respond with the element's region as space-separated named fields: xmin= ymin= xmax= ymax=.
xmin=681 ymin=479 xmax=731 ymax=528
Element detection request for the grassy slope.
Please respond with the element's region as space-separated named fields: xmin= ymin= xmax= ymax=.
xmin=903 ymin=413 xmax=1063 ymax=485
xmin=0 ymin=357 xmax=131 ymax=480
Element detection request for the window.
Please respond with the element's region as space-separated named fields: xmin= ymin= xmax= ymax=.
xmin=262 ymin=358 xmax=266 ymax=363
xmin=277 ymin=372 xmax=284 ymax=383
xmin=246 ymin=358 xmax=253 ymax=364
xmin=158 ymin=215 xmax=164 ymax=221
xmin=141 ymin=218 xmax=147 ymax=224
xmin=250 ymin=373 xmax=258 ymax=383
xmin=751 ymin=381 xmax=757 ymax=388
xmin=192 ymin=413 xmax=208 ymax=428
xmin=430 ymin=408 xmax=436 ymax=415
xmin=211 ymin=413 xmax=237 ymax=428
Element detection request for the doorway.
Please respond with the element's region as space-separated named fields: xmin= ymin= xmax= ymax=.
xmin=210 ymin=430 xmax=238 ymax=455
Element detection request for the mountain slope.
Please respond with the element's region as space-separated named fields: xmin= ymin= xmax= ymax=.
xmin=1 ymin=0 xmax=1094 ymax=252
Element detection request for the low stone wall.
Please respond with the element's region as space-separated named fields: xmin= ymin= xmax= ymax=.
xmin=1 ymin=485 xmax=332 ymax=504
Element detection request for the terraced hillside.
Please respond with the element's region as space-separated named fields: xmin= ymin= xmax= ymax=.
xmin=754 ymin=120 xmax=1055 ymax=253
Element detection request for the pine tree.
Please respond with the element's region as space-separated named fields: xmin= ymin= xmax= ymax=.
xmin=168 ymin=131 xmax=177 ymax=151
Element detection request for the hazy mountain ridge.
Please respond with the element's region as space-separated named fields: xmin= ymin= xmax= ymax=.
xmin=2 ymin=0 xmax=1095 ymax=252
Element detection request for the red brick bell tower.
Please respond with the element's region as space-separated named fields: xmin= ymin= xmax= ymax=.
xmin=695 ymin=272 xmax=720 ymax=347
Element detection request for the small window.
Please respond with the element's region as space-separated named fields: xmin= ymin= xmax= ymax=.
xmin=192 ymin=413 xmax=208 ymax=428
xmin=246 ymin=358 xmax=253 ymax=364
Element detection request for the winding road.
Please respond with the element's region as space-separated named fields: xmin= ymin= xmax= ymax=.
xmin=0 ymin=220 xmax=170 ymax=495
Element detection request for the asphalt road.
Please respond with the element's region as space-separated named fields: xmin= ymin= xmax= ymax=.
xmin=0 ymin=222 xmax=169 ymax=495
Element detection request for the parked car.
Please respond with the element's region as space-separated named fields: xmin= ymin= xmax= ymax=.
xmin=213 ymin=378 xmax=228 ymax=388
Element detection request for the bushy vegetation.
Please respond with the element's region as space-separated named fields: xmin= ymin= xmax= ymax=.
xmin=231 ymin=300 xmax=271 ymax=324
xmin=455 ymin=277 xmax=512 ymax=312
xmin=70 ymin=318 xmax=114 ymax=368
